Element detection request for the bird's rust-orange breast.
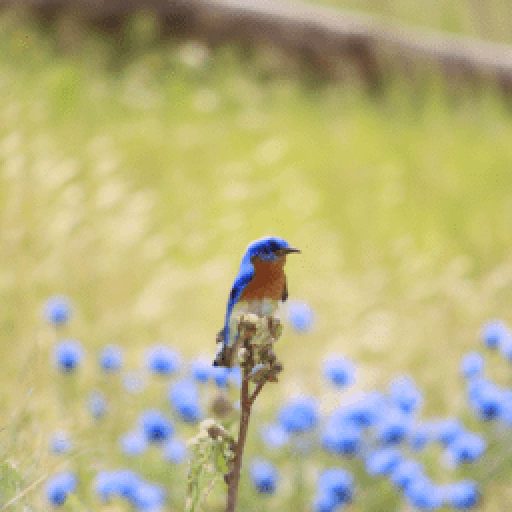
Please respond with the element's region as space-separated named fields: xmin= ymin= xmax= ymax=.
xmin=239 ymin=257 xmax=286 ymax=301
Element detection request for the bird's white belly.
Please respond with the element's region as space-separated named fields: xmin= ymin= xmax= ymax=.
xmin=234 ymin=299 xmax=279 ymax=316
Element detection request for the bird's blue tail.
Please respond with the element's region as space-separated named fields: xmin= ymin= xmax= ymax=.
xmin=213 ymin=326 xmax=233 ymax=367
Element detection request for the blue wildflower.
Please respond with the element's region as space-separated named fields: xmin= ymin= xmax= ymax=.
xmin=322 ymin=423 xmax=361 ymax=456
xmin=317 ymin=468 xmax=354 ymax=505
xmin=93 ymin=470 xmax=143 ymax=502
xmin=468 ymin=379 xmax=503 ymax=420
xmin=50 ymin=431 xmax=71 ymax=454
xmin=88 ymin=390 xmax=107 ymax=419
xmin=163 ymin=438 xmax=187 ymax=464
xmin=139 ymin=410 xmax=174 ymax=443
xmin=313 ymin=492 xmax=337 ymax=512
xmin=482 ymin=320 xmax=508 ymax=349
xmin=389 ymin=375 xmax=423 ymax=414
xmin=323 ymin=356 xmax=355 ymax=388
xmin=499 ymin=391 xmax=512 ymax=426
xmin=365 ymin=448 xmax=402 ymax=476
xmin=44 ymin=296 xmax=72 ymax=326
xmin=474 ymin=391 xmax=503 ymax=421
xmin=499 ymin=334 xmax=512 ymax=361
xmin=169 ymin=380 xmax=202 ymax=423
xmin=250 ymin=459 xmax=278 ymax=494
xmin=409 ymin=423 xmax=431 ymax=451
xmin=132 ymin=481 xmax=166 ymax=511
xmin=99 ymin=344 xmax=123 ymax=373
xmin=287 ymin=301 xmax=314 ymax=333
xmin=94 ymin=471 xmax=118 ymax=502
xmin=466 ymin=378 xmax=489 ymax=405
xmin=446 ymin=432 xmax=486 ymax=464
xmin=390 ymin=460 xmax=424 ymax=490
xmin=432 ymin=419 xmax=464 ymax=446
xmin=45 ymin=472 xmax=77 ymax=506
xmin=190 ymin=358 xmax=211 ymax=383
xmin=212 ymin=366 xmax=229 ymax=388
xmin=146 ymin=345 xmax=181 ymax=376
xmin=460 ymin=352 xmax=484 ymax=380
xmin=443 ymin=480 xmax=480 ymax=509
xmin=54 ymin=339 xmax=83 ymax=373
xmin=261 ymin=423 xmax=289 ymax=449
xmin=278 ymin=397 xmax=318 ymax=434
xmin=405 ymin=478 xmax=443 ymax=510
xmin=228 ymin=366 xmax=242 ymax=387
xmin=123 ymin=372 xmax=146 ymax=394
xmin=375 ymin=410 xmax=411 ymax=445
xmin=342 ymin=392 xmax=385 ymax=428
xmin=115 ymin=470 xmax=141 ymax=500
xmin=120 ymin=431 xmax=148 ymax=456
xmin=94 ymin=470 xmax=151 ymax=504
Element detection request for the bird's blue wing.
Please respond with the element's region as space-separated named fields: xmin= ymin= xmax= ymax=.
xmin=223 ymin=262 xmax=254 ymax=347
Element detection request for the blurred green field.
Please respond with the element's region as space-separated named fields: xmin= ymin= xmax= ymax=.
xmin=2 ymin=10 xmax=512 ymax=512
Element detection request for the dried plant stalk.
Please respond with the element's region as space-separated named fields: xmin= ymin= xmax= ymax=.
xmin=224 ymin=314 xmax=283 ymax=512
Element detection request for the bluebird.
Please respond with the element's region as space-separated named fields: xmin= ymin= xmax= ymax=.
xmin=213 ymin=236 xmax=300 ymax=367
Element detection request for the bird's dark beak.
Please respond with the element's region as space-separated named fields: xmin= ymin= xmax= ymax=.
xmin=284 ymin=247 xmax=301 ymax=254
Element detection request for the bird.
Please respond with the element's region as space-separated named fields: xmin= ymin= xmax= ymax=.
xmin=213 ymin=236 xmax=300 ymax=367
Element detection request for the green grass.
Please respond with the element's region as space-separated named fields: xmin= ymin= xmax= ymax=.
xmin=2 ymin=13 xmax=512 ymax=511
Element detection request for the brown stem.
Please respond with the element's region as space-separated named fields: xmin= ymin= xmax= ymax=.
xmin=249 ymin=380 xmax=265 ymax=405
xmin=226 ymin=367 xmax=252 ymax=512
xmin=224 ymin=319 xmax=280 ymax=512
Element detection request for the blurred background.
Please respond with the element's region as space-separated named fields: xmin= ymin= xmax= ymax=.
xmin=2 ymin=0 xmax=512 ymax=510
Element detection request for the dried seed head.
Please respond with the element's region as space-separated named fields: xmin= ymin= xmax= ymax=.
xmin=238 ymin=347 xmax=249 ymax=363
xmin=210 ymin=393 xmax=234 ymax=419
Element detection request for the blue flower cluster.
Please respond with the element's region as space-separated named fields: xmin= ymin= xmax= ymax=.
xmin=162 ymin=438 xmax=187 ymax=464
xmin=43 ymin=296 xmax=222 ymax=509
xmin=250 ymin=459 xmax=279 ymax=494
xmin=94 ymin=470 xmax=165 ymax=511
xmin=169 ymin=380 xmax=203 ymax=423
xmin=99 ymin=344 xmax=123 ymax=372
xmin=189 ymin=358 xmax=241 ymax=388
xmin=461 ymin=320 xmax=512 ymax=425
xmin=120 ymin=430 xmax=148 ymax=456
xmin=314 ymin=468 xmax=353 ymax=512
xmin=260 ymin=423 xmax=289 ymax=449
xmin=323 ymin=356 xmax=355 ymax=388
xmin=123 ymin=371 xmax=147 ymax=394
xmin=50 ymin=431 xmax=71 ymax=454
xmin=146 ymin=345 xmax=181 ymax=376
xmin=139 ymin=409 xmax=174 ymax=443
xmin=258 ymin=358 xmax=484 ymax=510
xmin=120 ymin=409 xmax=179 ymax=456
xmin=88 ymin=390 xmax=107 ymax=419
xmin=329 ymin=385 xmax=483 ymax=509
xmin=44 ymin=296 xmax=72 ymax=326
xmin=45 ymin=472 xmax=77 ymax=506
xmin=277 ymin=397 xmax=319 ymax=434
xmin=43 ymin=297 xmax=499 ymax=511
xmin=190 ymin=358 xmax=211 ymax=383
xmin=54 ymin=339 xmax=84 ymax=372
xmin=287 ymin=301 xmax=314 ymax=333
xmin=481 ymin=320 xmax=508 ymax=350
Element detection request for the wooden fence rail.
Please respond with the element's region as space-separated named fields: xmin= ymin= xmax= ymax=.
xmin=3 ymin=0 xmax=512 ymax=91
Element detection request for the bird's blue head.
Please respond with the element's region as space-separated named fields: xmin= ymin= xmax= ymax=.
xmin=243 ymin=236 xmax=300 ymax=263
